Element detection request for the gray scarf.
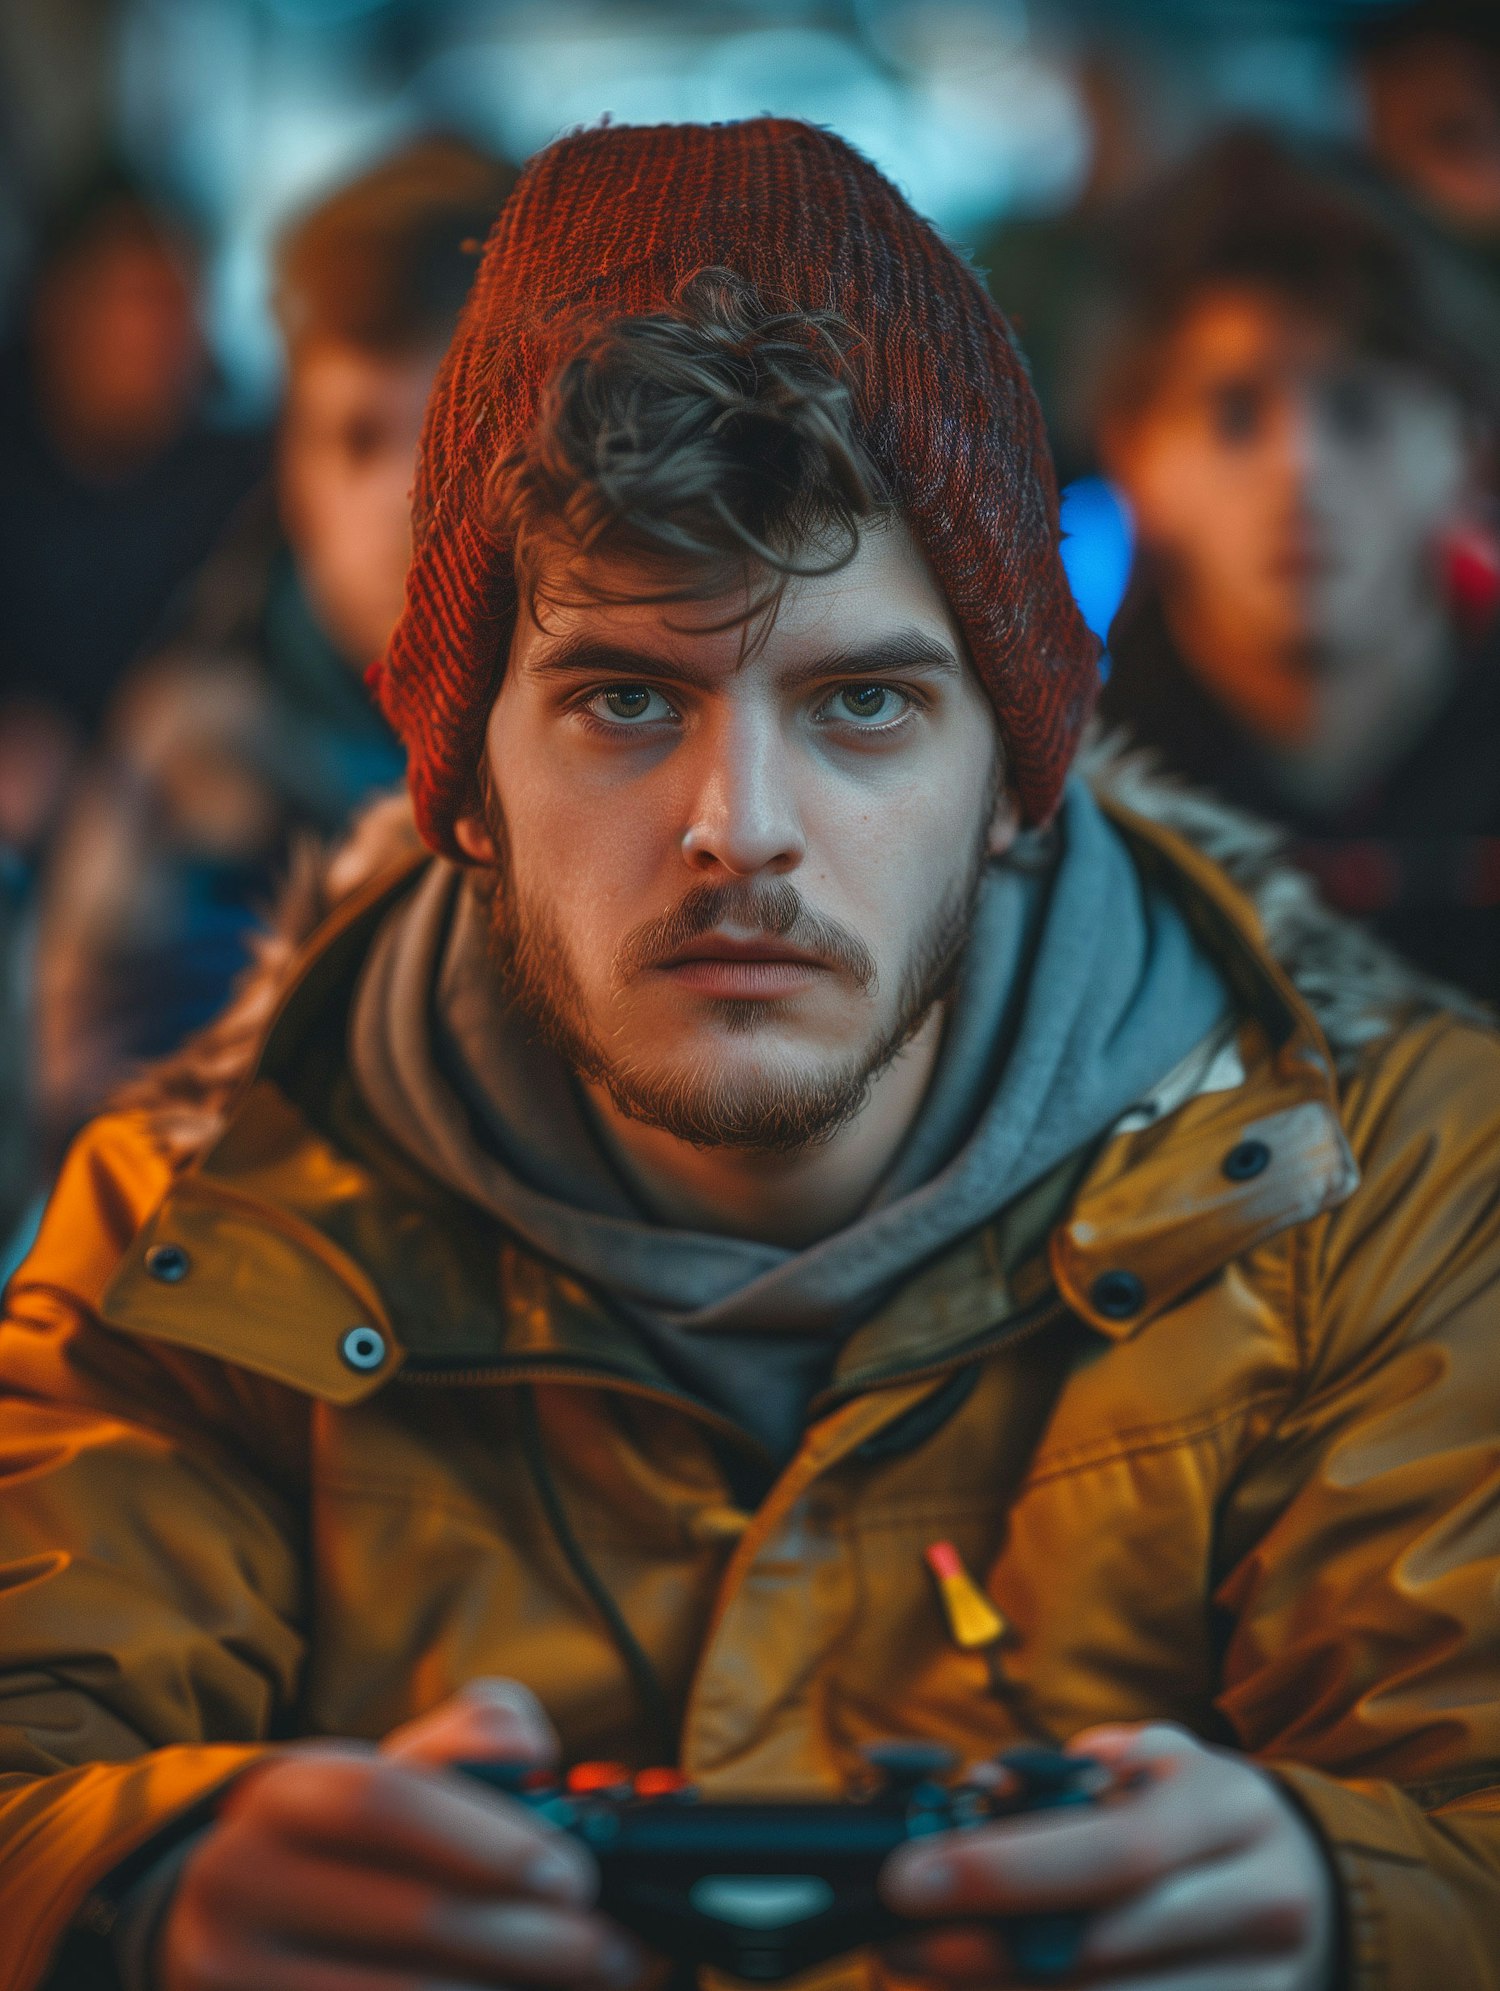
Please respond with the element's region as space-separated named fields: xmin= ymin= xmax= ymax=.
xmin=350 ymin=776 xmax=1227 ymax=1455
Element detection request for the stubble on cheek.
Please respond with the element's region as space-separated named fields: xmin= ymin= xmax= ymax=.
xmin=470 ymin=849 xmax=985 ymax=1155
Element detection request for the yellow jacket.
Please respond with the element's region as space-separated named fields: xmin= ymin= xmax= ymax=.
xmin=3 ymin=769 xmax=1500 ymax=1990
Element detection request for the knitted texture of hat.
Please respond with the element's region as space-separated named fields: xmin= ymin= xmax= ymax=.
xmin=372 ymin=118 xmax=1101 ymax=854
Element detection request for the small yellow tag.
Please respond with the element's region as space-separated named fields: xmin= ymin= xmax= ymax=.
xmin=924 ymin=1540 xmax=1008 ymax=1650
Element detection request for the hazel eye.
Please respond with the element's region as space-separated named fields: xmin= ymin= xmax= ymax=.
xmin=834 ymin=684 xmax=907 ymax=724
xmin=589 ymin=685 xmax=675 ymax=724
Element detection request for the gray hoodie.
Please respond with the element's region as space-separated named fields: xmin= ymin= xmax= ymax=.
xmin=350 ymin=776 xmax=1228 ymax=1457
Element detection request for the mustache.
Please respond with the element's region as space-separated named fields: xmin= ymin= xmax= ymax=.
xmin=614 ymin=881 xmax=878 ymax=992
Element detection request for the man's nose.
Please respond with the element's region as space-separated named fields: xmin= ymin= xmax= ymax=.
xmin=679 ymin=711 xmax=806 ymax=878
xmin=1270 ymin=389 xmax=1329 ymax=494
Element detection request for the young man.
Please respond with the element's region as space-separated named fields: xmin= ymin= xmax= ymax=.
xmin=31 ymin=138 xmax=512 ymax=1153
xmin=2 ymin=119 xmax=1499 ymax=1991
xmin=1094 ymin=128 xmax=1500 ymax=1002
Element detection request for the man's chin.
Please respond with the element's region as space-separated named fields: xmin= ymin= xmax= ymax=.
xmin=619 ymin=981 xmax=869 ymax=1049
xmin=676 ymin=997 xmax=842 ymax=1041
xmin=592 ymin=1045 xmax=877 ymax=1155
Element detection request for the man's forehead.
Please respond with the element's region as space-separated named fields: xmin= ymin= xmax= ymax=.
xmin=1168 ymin=290 xmax=1403 ymax=384
xmin=287 ymin=337 xmax=436 ymax=421
xmin=512 ymin=529 xmax=970 ymax=689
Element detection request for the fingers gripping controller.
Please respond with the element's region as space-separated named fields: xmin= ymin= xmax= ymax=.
xmin=461 ymin=1742 xmax=1111 ymax=1983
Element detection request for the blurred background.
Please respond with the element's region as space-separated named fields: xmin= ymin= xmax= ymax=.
xmin=10 ymin=0 xmax=1488 ymax=409
xmin=4 ymin=0 xmax=1500 ymax=1271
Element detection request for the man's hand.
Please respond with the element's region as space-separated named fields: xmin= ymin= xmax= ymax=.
xmin=160 ymin=1679 xmax=646 ymax=1991
xmin=881 ymin=1724 xmax=1337 ymax=1990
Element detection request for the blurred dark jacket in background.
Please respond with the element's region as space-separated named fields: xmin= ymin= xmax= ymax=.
xmin=1101 ymin=595 xmax=1500 ymax=1002
xmin=0 ymin=175 xmax=266 ymax=733
xmin=0 ymin=345 xmax=266 ymax=732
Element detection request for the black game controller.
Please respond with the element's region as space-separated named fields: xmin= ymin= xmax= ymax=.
xmin=461 ymin=1742 xmax=1109 ymax=1984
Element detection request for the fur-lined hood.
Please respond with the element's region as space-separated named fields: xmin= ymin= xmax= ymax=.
xmin=1079 ymin=733 xmax=1491 ymax=1050
xmin=120 ymin=733 xmax=1491 ymax=1164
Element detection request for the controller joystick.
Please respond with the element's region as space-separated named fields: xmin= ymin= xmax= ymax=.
xmin=460 ymin=1742 xmax=1107 ymax=1985
xmin=860 ymin=1740 xmax=957 ymax=1789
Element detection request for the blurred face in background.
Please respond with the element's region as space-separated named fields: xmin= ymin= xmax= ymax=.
xmin=277 ymin=336 xmax=439 ymax=667
xmin=31 ymin=209 xmax=205 ymax=478
xmin=1363 ymin=36 xmax=1500 ymax=239
xmin=1103 ymin=285 xmax=1474 ymax=743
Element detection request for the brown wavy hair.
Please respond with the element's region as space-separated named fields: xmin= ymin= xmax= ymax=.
xmin=487 ymin=268 xmax=891 ymax=629
xmin=1088 ymin=125 xmax=1500 ymax=432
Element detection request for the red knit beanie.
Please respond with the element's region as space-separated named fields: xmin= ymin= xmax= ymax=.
xmin=373 ymin=118 xmax=1100 ymax=855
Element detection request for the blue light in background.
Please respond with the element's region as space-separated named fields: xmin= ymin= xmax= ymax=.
xmin=1058 ymin=476 xmax=1134 ymax=675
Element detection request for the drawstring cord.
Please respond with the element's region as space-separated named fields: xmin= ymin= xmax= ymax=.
xmin=517 ymin=1384 xmax=677 ymax=1764
xmin=924 ymin=1539 xmax=1057 ymax=1746
xmin=518 ymin=1387 xmax=1054 ymax=1770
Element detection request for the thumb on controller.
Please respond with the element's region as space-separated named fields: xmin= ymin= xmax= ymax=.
xmin=383 ymin=1677 xmax=561 ymax=1771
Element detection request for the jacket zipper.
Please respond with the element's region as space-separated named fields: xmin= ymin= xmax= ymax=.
xmin=807 ymin=1290 xmax=1072 ymax=1414
xmin=395 ymin=1358 xmax=775 ymax=1465
xmin=393 ymin=1290 xmax=1073 ymax=1439
xmin=398 ymin=1294 xmax=1074 ymax=1755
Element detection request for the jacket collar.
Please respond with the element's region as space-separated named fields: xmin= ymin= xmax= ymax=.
xmin=100 ymin=801 xmax=1356 ymax=1405
xmin=1050 ymin=796 xmax=1356 ymax=1341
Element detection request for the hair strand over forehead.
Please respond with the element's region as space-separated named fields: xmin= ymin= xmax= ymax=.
xmin=487 ymin=268 xmax=891 ymax=634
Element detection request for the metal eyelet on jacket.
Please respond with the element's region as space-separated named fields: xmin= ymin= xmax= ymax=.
xmin=1222 ymin=1139 xmax=1272 ymax=1182
xmin=1090 ymin=1269 xmax=1146 ymax=1320
xmin=339 ymin=1325 xmax=387 ymax=1372
xmin=144 ymin=1243 xmax=191 ymax=1283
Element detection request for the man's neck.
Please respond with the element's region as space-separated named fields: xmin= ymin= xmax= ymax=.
xmin=580 ymin=1007 xmax=947 ymax=1249
xmin=1166 ymin=591 xmax=1456 ymax=813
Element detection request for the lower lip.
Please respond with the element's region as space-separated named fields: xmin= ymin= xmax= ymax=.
xmin=659 ymin=959 xmax=825 ymax=998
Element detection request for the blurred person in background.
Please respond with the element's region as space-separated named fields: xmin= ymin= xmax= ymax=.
xmin=0 ymin=169 xmax=265 ymax=755
xmin=1355 ymin=0 xmax=1500 ymax=288
xmin=0 ymin=704 xmax=77 ymax=1260
xmin=1094 ymin=127 xmax=1500 ymax=1003
xmin=0 ymin=169 xmax=265 ymax=1259
xmin=1351 ymin=0 xmax=1500 ymax=657
xmin=30 ymin=136 xmax=515 ymax=1159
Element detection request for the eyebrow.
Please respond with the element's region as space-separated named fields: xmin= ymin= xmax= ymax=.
xmin=521 ymin=630 xmax=963 ymax=690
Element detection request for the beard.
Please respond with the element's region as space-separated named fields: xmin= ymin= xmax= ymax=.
xmin=470 ymin=802 xmax=991 ymax=1156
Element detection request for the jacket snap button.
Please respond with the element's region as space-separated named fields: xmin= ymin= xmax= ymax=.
xmin=1090 ymin=1269 xmax=1146 ymax=1320
xmin=1223 ymin=1139 xmax=1271 ymax=1182
xmin=339 ymin=1325 xmax=387 ymax=1373
xmin=145 ymin=1243 xmax=190 ymax=1283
